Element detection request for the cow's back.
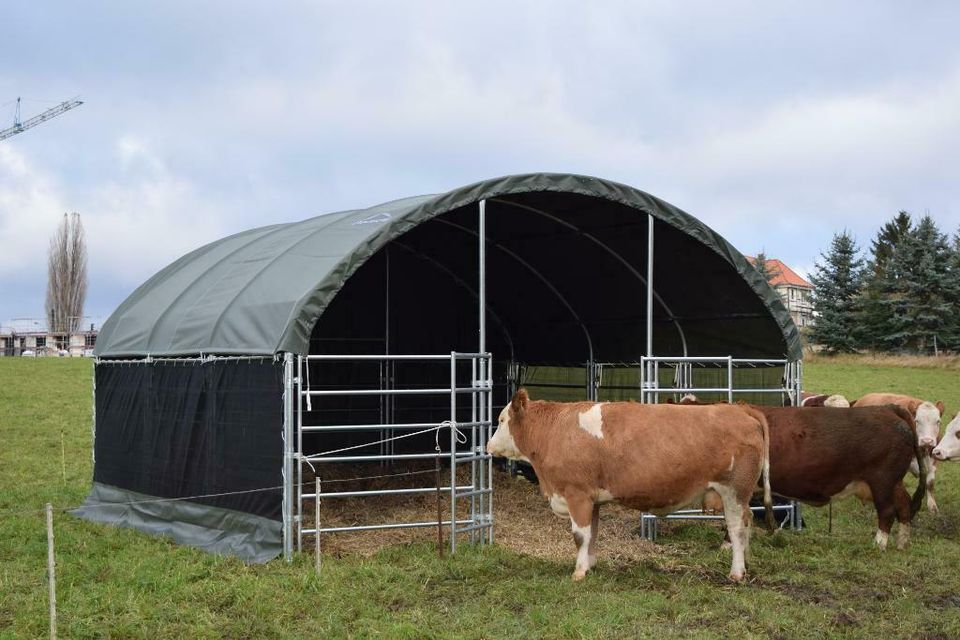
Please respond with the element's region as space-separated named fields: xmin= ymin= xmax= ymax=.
xmin=530 ymin=402 xmax=766 ymax=513
xmin=853 ymin=393 xmax=921 ymax=412
xmin=759 ymin=406 xmax=915 ymax=504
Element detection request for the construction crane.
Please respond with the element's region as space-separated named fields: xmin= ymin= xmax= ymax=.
xmin=0 ymin=97 xmax=83 ymax=142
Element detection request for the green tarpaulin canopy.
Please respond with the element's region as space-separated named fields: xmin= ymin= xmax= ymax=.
xmin=95 ymin=173 xmax=800 ymax=361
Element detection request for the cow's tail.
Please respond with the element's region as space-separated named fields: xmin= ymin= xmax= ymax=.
xmin=889 ymin=404 xmax=927 ymax=519
xmin=741 ymin=405 xmax=775 ymax=533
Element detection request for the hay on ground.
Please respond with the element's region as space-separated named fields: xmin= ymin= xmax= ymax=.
xmin=300 ymin=464 xmax=721 ymax=565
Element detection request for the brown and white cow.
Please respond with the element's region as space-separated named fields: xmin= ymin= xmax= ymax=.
xmin=933 ymin=413 xmax=960 ymax=462
xmin=680 ymin=397 xmax=926 ymax=549
xmin=852 ymin=393 xmax=945 ymax=513
xmin=800 ymin=392 xmax=851 ymax=408
xmin=486 ymin=389 xmax=773 ymax=582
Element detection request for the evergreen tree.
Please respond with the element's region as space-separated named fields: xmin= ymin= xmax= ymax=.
xmin=809 ymin=231 xmax=863 ymax=353
xmin=944 ymin=227 xmax=960 ymax=350
xmin=879 ymin=215 xmax=955 ymax=353
xmin=855 ymin=212 xmax=912 ymax=350
xmin=752 ymin=251 xmax=781 ymax=283
xmin=868 ymin=211 xmax=912 ymax=278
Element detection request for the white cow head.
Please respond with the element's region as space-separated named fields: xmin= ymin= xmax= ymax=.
xmin=823 ymin=395 xmax=850 ymax=408
xmin=487 ymin=388 xmax=530 ymax=461
xmin=932 ymin=413 xmax=960 ymax=461
xmin=915 ymin=401 xmax=944 ymax=450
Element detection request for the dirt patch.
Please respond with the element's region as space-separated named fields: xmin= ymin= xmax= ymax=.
xmin=831 ymin=611 xmax=860 ymax=627
xmin=751 ymin=578 xmax=839 ymax=607
xmin=924 ymin=593 xmax=960 ymax=611
xmin=916 ymin=512 xmax=960 ymax=539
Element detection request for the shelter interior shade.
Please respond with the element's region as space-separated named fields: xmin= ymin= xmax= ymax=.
xmin=311 ymin=191 xmax=787 ymax=365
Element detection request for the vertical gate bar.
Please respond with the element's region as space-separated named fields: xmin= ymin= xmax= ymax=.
xmin=450 ymin=352 xmax=458 ymax=553
xmin=646 ymin=212 xmax=654 ymax=366
xmin=482 ymin=356 xmax=489 ymax=543
xmin=470 ymin=356 xmax=478 ymax=542
xmin=378 ymin=361 xmax=385 ymax=466
xmin=296 ymin=354 xmax=303 ymax=552
xmin=314 ymin=478 xmax=321 ymax=572
xmin=282 ymin=352 xmax=294 ymax=561
xmin=727 ymin=357 xmax=734 ymax=403
xmin=479 ymin=199 xmax=486 ymax=356
xmin=478 ymin=199 xmax=488 ymax=544
xmin=639 ymin=357 xmax=646 ymax=404
xmin=470 ymin=357 xmax=487 ymax=544
xmin=797 ymin=361 xmax=803 ymax=405
xmin=384 ymin=251 xmax=393 ymax=463
xmin=487 ymin=353 xmax=494 ymax=543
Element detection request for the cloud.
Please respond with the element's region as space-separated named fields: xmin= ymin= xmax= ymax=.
xmin=0 ymin=146 xmax=68 ymax=277
xmin=0 ymin=136 xmax=230 ymax=320
xmin=2 ymin=2 xmax=960 ymax=321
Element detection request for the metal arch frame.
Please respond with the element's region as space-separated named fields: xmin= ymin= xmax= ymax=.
xmin=487 ymin=198 xmax=688 ymax=357
xmin=434 ymin=218 xmax=595 ymax=366
xmin=390 ymin=240 xmax=517 ymax=364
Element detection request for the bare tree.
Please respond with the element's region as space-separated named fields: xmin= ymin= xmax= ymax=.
xmin=46 ymin=212 xmax=87 ymax=335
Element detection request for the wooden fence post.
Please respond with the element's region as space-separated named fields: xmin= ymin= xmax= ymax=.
xmin=46 ymin=503 xmax=57 ymax=640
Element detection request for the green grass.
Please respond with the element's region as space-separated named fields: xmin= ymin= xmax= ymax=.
xmin=2 ymin=357 xmax=960 ymax=638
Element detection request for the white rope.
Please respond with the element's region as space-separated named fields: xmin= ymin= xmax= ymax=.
xmin=311 ymin=421 xmax=465 ymax=458
xmin=435 ymin=420 xmax=467 ymax=452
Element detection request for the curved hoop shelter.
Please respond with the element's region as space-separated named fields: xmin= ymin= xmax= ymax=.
xmin=80 ymin=173 xmax=802 ymax=564
xmin=95 ymin=173 xmax=800 ymax=361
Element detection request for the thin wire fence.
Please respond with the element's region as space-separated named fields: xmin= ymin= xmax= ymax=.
xmin=0 ymin=422 xmax=462 ymax=521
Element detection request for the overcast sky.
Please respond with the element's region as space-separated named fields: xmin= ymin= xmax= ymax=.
xmin=2 ymin=1 xmax=958 ymax=327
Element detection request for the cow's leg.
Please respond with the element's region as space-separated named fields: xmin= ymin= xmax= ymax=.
xmin=910 ymin=455 xmax=938 ymax=514
xmin=870 ymin=483 xmax=896 ymax=550
xmin=587 ymin=503 xmax=600 ymax=570
xmin=712 ymin=483 xmax=750 ymax=582
xmin=566 ymin=495 xmax=595 ymax=581
xmin=925 ymin=455 xmax=938 ymax=514
xmin=892 ymin=481 xmax=912 ymax=550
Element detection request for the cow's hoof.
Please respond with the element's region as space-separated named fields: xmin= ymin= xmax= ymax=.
xmin=728 ymin=571 xmax=745 ymax=583
xmin=928 ymin=505 xmax=939 ymax=515
xmin=572 ymin=570 xmax=587 ymax=581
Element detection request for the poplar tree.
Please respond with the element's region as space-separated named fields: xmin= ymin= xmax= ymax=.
xmin=809 ymin=231 xmax=863 ymax=353
xmin=45 ymin=212 xmax=88 ymax=335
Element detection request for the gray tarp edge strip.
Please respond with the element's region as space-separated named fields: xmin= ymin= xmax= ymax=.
xmin=94 ymin=172 xmax=800 ymax=360
xmin=71 ymin=482 xmax=282 ymax=564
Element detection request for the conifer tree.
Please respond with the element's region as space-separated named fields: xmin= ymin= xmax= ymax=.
xmin=950 ymin=228 xmax=960 ymax=349
xmin=879 ymin=215 xmax=955 ymax=353
xmin=868 ymin=211 xmax=912 ymax=278
xmin=855 ymin=212 xmax=912 ymax=349
xmin=752 ymin=251 xmax=781 ymax=283
xmin=809 ymin=231 xmax=863 ymax=353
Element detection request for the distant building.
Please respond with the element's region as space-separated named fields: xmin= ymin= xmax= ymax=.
xmin=0 ymin=318 xmax=98 ymax=357
xmin=747 ymin=257 xmax=815 ymax=329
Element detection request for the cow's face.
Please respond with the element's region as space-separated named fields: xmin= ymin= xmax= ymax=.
xmin=487 ymin=389 xmax=530 ymax=461
xmin=915 ymin=402 xmax=942 ymax=450
xmin=824 ymin=395 xmax=850 ymax=408
xmin=932 ymin=414 xmax=960 ymax=461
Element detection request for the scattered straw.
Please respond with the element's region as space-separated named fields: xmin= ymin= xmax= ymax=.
xmin=301 ymin=465 xmax=720 ymax=566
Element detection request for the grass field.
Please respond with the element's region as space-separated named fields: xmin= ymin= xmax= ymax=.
xmin=2 ymin=356 xmax=960 ymax=639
